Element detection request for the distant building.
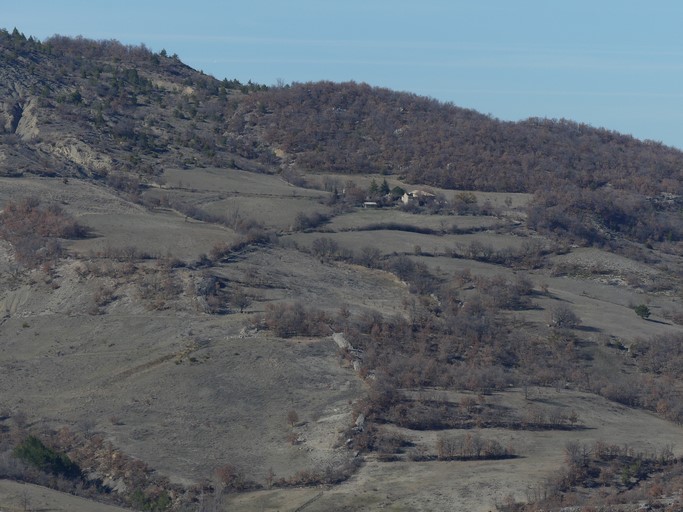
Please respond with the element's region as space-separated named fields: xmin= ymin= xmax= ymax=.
xmin=401 ymin=189 xmax=436 ymax=205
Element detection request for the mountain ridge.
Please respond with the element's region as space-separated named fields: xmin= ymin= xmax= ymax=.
xmin=2 ymin=28 xmax=682 ymax=196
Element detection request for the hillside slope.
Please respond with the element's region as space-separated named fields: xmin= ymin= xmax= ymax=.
xmin=1 ymin=30 xmax=683 ymax=512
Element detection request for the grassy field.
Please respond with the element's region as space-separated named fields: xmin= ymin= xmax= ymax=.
xmin=324 ymin=209 xmax=501 ymax=232
xmin=0 ymin=479 xmax=131 ymax=512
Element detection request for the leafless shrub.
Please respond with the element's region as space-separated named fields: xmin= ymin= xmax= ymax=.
xmin=264 ymin=302 xmax=331 ymax=338
xmin=281 ymin=168 xmax=306 ymax=187
xmin=0 ymin=450 xmax=28 ymax=479
xmin=436 ymin=432 xmax=514 ymax=460
xmin=311 ymin=237 xmax=339 ymax=262
xmin=633 ymin=333 xmax=683 ymax=378
xmin=274 ymin=459 xmax=361 ymax=487
xmin=230 ymin=287 xmax=251 ymax=313
xmin=209 ymin=242 xmax=232 ymax=262
xmin=598 ymin=376 xmax=642 ymax=407
xmin=662 ymin=308 xmax=683 ymax=326
xmin=286 ymin=410 xmax=299 ymax=427
xmin=137 ymin=269 xmax=182 ymax=309
xmin=105 ymin=173 xmax=141 ymax=195
xmin=466 ymin=240 xmax=495 ymax=261
xmin=293 ymin=211 xmax=330 ymax=231
xmin=0 ymin=198 xmax=88 ymax=267
xmin=356 ymin=246 xmax=382 ymax=268
xmin=373 ymin=429 xmax=412 ymax=456
xmin=209 ymin=231 xmax=273 ymax=263
xmin=101 ymin=245 xmax=151 ymax=261
xmin=474 ymin=274 xmax=533 ymax=310
xmin=517 ymin=238 xmax=546 ymax=268
xmin=93 ymin=285 xmax=115 ymax=307
xmin=548 ymin=303 xmax=581 ymax=329
xmin=82 ymin=259 xmax=138 ymax=279
xmin=214 ymin=464 xmax=253 ymax=491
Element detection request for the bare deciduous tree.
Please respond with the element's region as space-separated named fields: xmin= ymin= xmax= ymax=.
xmin=548 ymin=303 xmax=581 ymax=329
xmin=231 ymin=287 xmax=251 ymax=313
xmin=287 ymin=409 xmax=299 ymax=427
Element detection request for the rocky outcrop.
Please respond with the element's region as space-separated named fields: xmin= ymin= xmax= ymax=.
xmin=15 ymin=99 xmax=39 ymax=139
xmin=43 ymin=138 xmax=112 ymax=173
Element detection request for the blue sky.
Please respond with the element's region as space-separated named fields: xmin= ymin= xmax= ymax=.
xmin=5 ymin=1 xmax=683 ymax=149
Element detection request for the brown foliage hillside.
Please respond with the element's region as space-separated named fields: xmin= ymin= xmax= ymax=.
xmin=235 ymin=81 xmax=683 ymax=195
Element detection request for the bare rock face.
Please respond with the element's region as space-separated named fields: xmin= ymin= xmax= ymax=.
xmin=0 ymin=101 xmax=17 ymax=134
xmin=15 ymin=99 xmax=40 ymax=140
xmin=9 ymin=102 xmax=22 ymax=133
xmin=0 ymin=74 xmax=32 ymax=133
xmin=332 ymin=332 xmax=353 ymax=350
xmin=43 ymin=137 xmax=112 ymax=173
xmin=0 ymin=97 xmax=40 ymax=139
xmin=354 ymin=413 xmax=365 ymax=430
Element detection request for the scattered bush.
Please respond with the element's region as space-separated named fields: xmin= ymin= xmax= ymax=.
xmin=311 ymin=237 xmax=340 ymax=262
xmin=231 ymin=286 xmax=252 ymax=313
xmin=548 ymin=303 xmax=581 ymax=329
xmin=518 ymin=440 xmax=680 ymax=510
xmin=101 ymin=245 xmax=151 ymax=261
xmin=137 ymin=269 xmax=182 ymax=309
xmin=0 ymin=197 xmax=88 ymax=267
xmin=361 ymin=222 xmax=437 ymax=235
xmin=13 ymin=435 xmax=81 ymax=479
xmin=634 ymin=304 xmax=651 ymax=319
xmin=214 ymin=463 xmax=256 ymax=492
xmin=435 ymin=432 xmax=514 ymax=460
xmin=264 ymin=302 xmax=331 ymax=338
xmin=293 ymin=211 xmax=330 ymax=231
xmin=286 ymin=410 xmax=299 ymax=428
xmin=355 ymin=245 xmax=382 ymax=268
xmin=274 ymin=459 xmax=361 ymax=487
xmin=130 ymin=487 xmax=172 ymax=511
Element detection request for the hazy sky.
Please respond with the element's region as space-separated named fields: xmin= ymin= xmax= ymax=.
xmin=5 ymin=1 xmax=683 ymax=149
